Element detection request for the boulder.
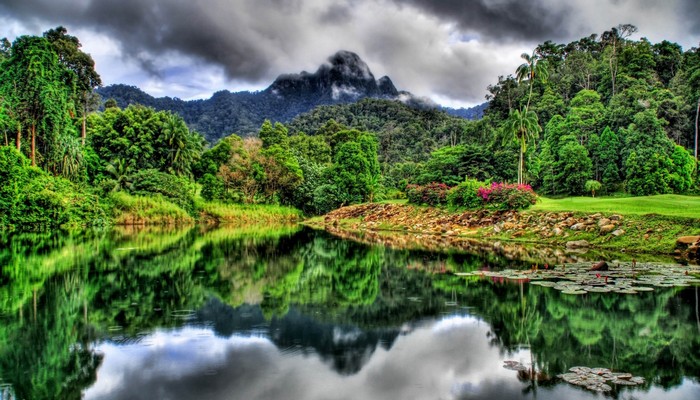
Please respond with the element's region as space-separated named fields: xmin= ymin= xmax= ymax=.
xmin=570 ymin=223 xmax=586 ymax=231
xmin=599 ymin=224 xmax=616 ymax=234
xmin=598 ymin=218 xmax=611 ymax=227
xmin=566 ymin=240 xmax=590 ymax=249
xmin=590 ymin=261 xmax=609 ymax=271
xmin=676 ymin=236 xmax=700 ymax=246
xmin=611 ymin=229 xmax=625 ymax=237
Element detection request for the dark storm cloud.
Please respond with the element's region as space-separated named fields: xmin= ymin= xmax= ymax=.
xmin=680 ymin=0 xmax=700 ymax=37
xmin=391 ymin=0 xmax=577 ymax=41
xmin=0 ymin=0 xmax=282 ymax=81
xmin=2 ymin=0 xmax=698 ymax=106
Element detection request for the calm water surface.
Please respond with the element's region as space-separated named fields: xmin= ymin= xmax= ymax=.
xmin=0 ymin=225 xmax=699 ymax=400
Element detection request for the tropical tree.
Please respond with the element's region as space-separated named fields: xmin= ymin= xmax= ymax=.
xmin=0 ymin=35 xmax=75 ymax=167
xmin=43 ymin=26 xmax=102 ymax=145
xmin=516 ymin=51 xmax=549 ymax=111
xmin=505 ymin=108 xmax=541 ymax=185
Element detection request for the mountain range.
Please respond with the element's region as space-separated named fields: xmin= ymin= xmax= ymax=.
xmin=96 ymin=50 xmax=486 ymax=143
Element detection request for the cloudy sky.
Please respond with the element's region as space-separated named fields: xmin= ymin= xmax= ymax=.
xmin=1 ymin=0 xmax=699 ymax=108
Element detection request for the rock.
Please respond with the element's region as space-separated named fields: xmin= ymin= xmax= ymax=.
xmin=598 ymin=218 xmax=611 ymax=227
xmin=609 ymin=214 xmax=622 ymax=221
xmin=599 ymin=224 xmax=616 ymax=234
xmin=676 ymin=236 xmax=700 ymax=246
xmin=570 ymin=223 xmax=586 ymax=231
xmin=590 ymin=261 xmax=609 ymax=271
xmin=493 ymin=225 xmax=501 ymax=233
xmin=566 ymin=240 xmax=590 ymax=249
xmin=611 ymin=229 xmax=625 ymax=237
xmin=553 ymin=227 xmax=563 ymax=236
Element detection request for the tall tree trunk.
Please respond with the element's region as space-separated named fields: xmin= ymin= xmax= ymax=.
xmin=82 ymin=115 xmax=86 ymax=146
xmin=694 ymin=97 xmax=699 ymax=165
xmin=16 ymin=122 xmax=20 ymax=152
xmin=31 ymin=123 xmax=36 ymax=166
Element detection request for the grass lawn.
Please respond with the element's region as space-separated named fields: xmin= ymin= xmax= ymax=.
xmin=532 ymin=194 xmax=700 ymax=219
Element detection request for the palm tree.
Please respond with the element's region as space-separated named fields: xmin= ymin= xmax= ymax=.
xmin=505 ymin=108 xmax=541 ymax=185
xmin=515 ymin=51 xmax=548 ymax=111
xmin=105 ymin=158 xmax=133 ymax=192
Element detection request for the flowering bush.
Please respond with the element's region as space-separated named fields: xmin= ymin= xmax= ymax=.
xmin=477 ymin=182 xmax=537 ymax=210
xmin=447 ymin=178 xmax=484 ymax=209
xmin=406 ymin=182 xmax=450 ymax=206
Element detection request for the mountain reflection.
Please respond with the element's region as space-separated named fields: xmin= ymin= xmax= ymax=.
xmin=0 ymin=226 xmax=699 ymax=399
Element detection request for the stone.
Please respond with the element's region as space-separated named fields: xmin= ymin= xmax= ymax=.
xmin=676 ymin=236 xmax=700 ymax=246
xmin=570 ymin=223 xmax=586 ymax=231
xmin=590 ymin=261 xmax=609 ymax=271
xmin=599 ymin=224 xmax=616 ymax=234
xmin=553 ymin=227 xmax=563 ymax=236
xmin=566 ymin=240 xmax=590 ymax=249
xmin=609 ymin=214 xmax=622 ymax=221
xmin=597 ymin=218 xmax=611 ymax=227
xmin=611 ymin=229 xmax=625 ymax=237
xmin=493 ymin=225 xmax=501 ymax=233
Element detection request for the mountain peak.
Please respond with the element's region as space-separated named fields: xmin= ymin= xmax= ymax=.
xmin=325 ymin=50 xmax=374 ymax=81
xmin=267 ymin=50 xmax=395 ymax=101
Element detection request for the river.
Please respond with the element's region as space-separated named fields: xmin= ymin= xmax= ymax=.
xmin=0 ymin=225 xmax=698 ymax=399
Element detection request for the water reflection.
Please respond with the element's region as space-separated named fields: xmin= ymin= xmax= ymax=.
xmin=0 ymin=226 xmax=699 ymax=399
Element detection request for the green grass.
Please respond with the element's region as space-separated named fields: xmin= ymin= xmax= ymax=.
xmin=532 ymin=194 xmax=700 ymax=219
xmin=109 ymin=192 xmax=194 ymax=225
xmin=198 ymin=201 xmax=302 ymax=225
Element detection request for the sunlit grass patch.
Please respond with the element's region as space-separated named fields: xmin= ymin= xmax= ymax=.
xmin=532 ymin=194 xmax=700 ymax=219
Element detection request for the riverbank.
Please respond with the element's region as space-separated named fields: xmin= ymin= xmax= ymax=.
xmin=305 ymin=202 xmax=700 ymax=259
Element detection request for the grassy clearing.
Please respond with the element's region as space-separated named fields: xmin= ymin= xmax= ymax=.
xmin=198 ymin=201 xmax=302 ymax=225
xmin=532 ymin=194 xmax=700 ymax=219
xmin=109 ymin=192 xmax=194 ymax=225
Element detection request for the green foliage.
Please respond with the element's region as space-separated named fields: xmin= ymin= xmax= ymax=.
xmin=556 ymin=142 xmax=593 ymax=195
xmin=504 ymin=108 xmax=541 ymax=185
xmin=330 ymin=134 xmax=380 ymax=204
xmin=0 ymin=34 xmax=76 ymax=169
xmin=597 ymin=127 xmax=621 ymax=187
xmin=258 ymin=119 xmax=288 ymax=148
xmin=129 ymin=169 xmax=197 ymax=215
xmin=0 ymin=147 xmax=105 ymax=229
xmin=584 ymin=180 xmax=602 ymax=197
xmin=624 ymin=150 xmax=672 ymax=196
xmin=107 ymin=191 xmax=192 ymax=225
xmin=447 ymin=178 xmax=485 ymax=209
xmin=200 ymin=173 xmax=224 ymax=201
xmin=88 ymin=105 xmax=203 ymax=178
xmin=668 ymin=145 xmax=696 ymax=193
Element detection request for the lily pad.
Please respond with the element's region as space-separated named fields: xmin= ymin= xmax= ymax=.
xmin=561 ymin=289 xmax=588 ymax=295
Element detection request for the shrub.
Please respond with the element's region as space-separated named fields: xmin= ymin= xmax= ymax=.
xmin=477 ymin=182 xmax=537 ymax=210
xmin=405 ymin=182 xmax=450 ymax=206
xmin=0 ymin=147 xmax=105 ymax=229
xmin=200 ymin=173 xmax=225 ymax=201
xmin=129 ymin=169 xmax=197 ymax=215
xmin=447 ymin=179 xmax=484 ymax=209
xmin=584 ymin=180 xmax=602 ymax=197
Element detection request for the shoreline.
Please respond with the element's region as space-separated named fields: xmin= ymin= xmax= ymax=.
xmin=305 ymin=203 xmax=700 ymax=262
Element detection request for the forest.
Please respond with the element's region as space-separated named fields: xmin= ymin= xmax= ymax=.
xmin=0 ymin=24 xmax=699 ymax=230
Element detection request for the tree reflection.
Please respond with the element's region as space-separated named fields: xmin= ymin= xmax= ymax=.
xmin=0 ymin=226 xmax=699 ymax=397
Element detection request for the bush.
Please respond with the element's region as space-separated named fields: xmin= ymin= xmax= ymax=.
xmin=584 ymin=180 xmax=602 ymax=197
xmin=406 ymin=182 xmax=450 ymax=206
xmin=200 ymin=173 xmax=225 ymax=201
xmin=129 ymin=169 xmax=197 ymax=215
xmin=0 ymin=147 xmax=105 ymax=229
xmin=447 ymin=179 xmax=484 ymax=209
xmin=477 ymin=182 xmax=537 ymax=210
